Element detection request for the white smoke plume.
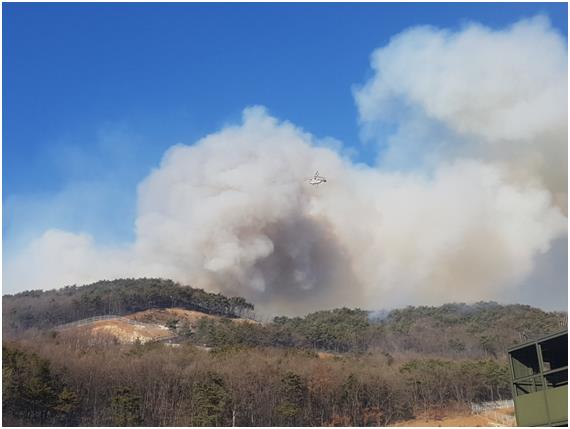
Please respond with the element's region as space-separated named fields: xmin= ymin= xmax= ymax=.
xmin=355 ymin=15 xmax=568 ymax=207
xmin=5 ymin=16 xmax=567 ymax=314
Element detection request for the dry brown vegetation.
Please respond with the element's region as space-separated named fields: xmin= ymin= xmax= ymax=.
xmin=391 ymin=411 xmax=506 ymax=427
xmin=4 ymin=330 xmax=513 ymax=427
xmin=3 ymin=279 xmax=565 ymax=426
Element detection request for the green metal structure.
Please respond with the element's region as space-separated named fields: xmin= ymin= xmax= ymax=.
xmin=508 ymin=329 xmax=567 ymax=426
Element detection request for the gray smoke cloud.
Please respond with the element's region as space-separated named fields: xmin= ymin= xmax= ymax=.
xmin=355 ymin=15 xmax=567 ymax=207
xmin=5 ymin=16 xmax=567 ymax=314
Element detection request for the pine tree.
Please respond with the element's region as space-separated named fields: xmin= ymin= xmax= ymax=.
xmin=111 ymin=387 xmax=143 ymax=426
xmin=192 ymin=373 xmax=229 ymax=426
xmin=277 ymin=372 xmax=307 ymax=425
xmin=54 ymin=387 xmax=80 ymax=425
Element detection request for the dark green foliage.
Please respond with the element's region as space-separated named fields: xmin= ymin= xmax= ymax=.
xmin=4 ymin=276 xmax=564 ymax=358
xmin=276 ymin=372 xmax=307 ymax=425
xmin=376 ymin=302 xmax=565 ymax=357
xmin=384 ymin=302 xmax=563 ymax=339
xmin=0 ymin=337 xmax=524 ymax=427
xmin=400 ymin=358 xmax=511 ymax=406
xmin=3 ymin=278 xmax=254 ymax=333
xmin=192 ymin=373 xmax=230 ymax=426
xmin=2 ymin=282 xmax=566 ymax=427
xmin=287 ymin=307 xmax=373 ymax=352
xmin=111 ymin=387 xmax=143 ymax=426
xmin=228 ymin=296 xmax=254 ymax=318
xmin=193 ymin=302 xmax=564 ymax=358
xmin=166 ymin=318 xmax=179 ymax=330
xmin=53 ymin=388 xmax=80 ymax=425
xmin=2 ymin=343 xmax=79 ymax=426
xmin=194 ymin=307 xmax=377 ymax=353
xmin=193 ymin=318 xmax=302 ymax=349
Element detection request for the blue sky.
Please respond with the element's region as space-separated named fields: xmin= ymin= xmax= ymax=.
xmin=3 ymin=2 xmax=568 ymax=256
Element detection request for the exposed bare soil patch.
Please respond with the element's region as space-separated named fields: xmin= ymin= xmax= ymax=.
xmin=68 ymin=319 xmax=173 ymax=344
xmin=392 ymin=408 xmax=516 ymax=427
xmin=126 ymin=307 xmax=258 ymax=327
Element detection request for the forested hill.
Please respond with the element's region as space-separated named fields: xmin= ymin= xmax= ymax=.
xmin=3 ymin=278 xmax=254 ymax=333
xmin=2 ymin=279 xmax=567 ymax=426
xmin=374 ymin=302 xmax=566 ymax=358
xmin=4 ymin=277 xmax=565 ymax=359
xmin=192 ymin=303 xmax=565 ymax=359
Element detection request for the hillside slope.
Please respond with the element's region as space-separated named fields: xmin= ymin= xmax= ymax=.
xmin=49 ymin=307 xmax=260 ymax=345
xmin=126 ymin=307 xmax=258 ymax=328
xmin=190 ymin=303 xmax=565 ymax=358
xmin=3 ymin=278 xmax=254 ymax=334
xmin=375 ymin=302 xmax=566 ymax=358
xmin=3 ymin=279 xmax=565 ymax=358
xmin=2 ymin=279 xmax=566 ymax=427
xmin=59 ymin=318 xmax=175 ymax=344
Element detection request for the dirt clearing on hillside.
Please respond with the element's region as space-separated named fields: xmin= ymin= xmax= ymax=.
xmin=127 ymin=307 xmax=258 ymax=327
xmin=392 ymin=408 xmax=516 ymax=427
xmin=75 ymin=319 xmax=173 ymax=344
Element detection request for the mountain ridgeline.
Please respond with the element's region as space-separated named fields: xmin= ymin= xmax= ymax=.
xmin=3 ymin=278 xmax=254 ymax=333
xmin=2 ymin=278 xmax=567 ymax=426
xmin=193 ymin=301 xmax=564 ymax=358
xmin=3 ymin=278 xmax=565 ymax=358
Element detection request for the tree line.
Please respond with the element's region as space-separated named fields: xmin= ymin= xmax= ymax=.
xmin=4 ymin=278 xmax=565 ymax=359
xmin=3 ymin=278 xmax=254 ymax=333
xmin=3 ymin=336 xmax=512 ymax=426
xmin=2 ymin=279 xmax=565 ymax=426
xmin=188 ymin=303 xmax=564 ymax=359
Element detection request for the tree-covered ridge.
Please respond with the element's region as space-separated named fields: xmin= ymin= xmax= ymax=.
xmin=3 ymin=339 xmax=512 ymax=426
xmin=3 ymin=278 xmax=565 ymax=358
xmin=379 ymin=302 xmax=565 ymax=358
xmin=2 ymin=280 xmax=566 ymax=427
xmin=189 ymin=308 xmax=379 ymax=353
xmin=385 ymin=301 xmax=562 ymax=334
xmin=191 ymin=303 xmax=565 ymax=358
xmin=3 ymin=278 xmax=254 ymax=332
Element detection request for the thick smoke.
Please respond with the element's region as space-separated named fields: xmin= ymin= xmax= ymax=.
xmin=5 ymin=17 xmax=567 ymax=314
xmin=355 ymin=15 xmax=567 ymax=207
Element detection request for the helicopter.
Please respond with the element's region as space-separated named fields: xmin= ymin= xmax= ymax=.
xmin=306 ymin=170 xmax=327 ymax=186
